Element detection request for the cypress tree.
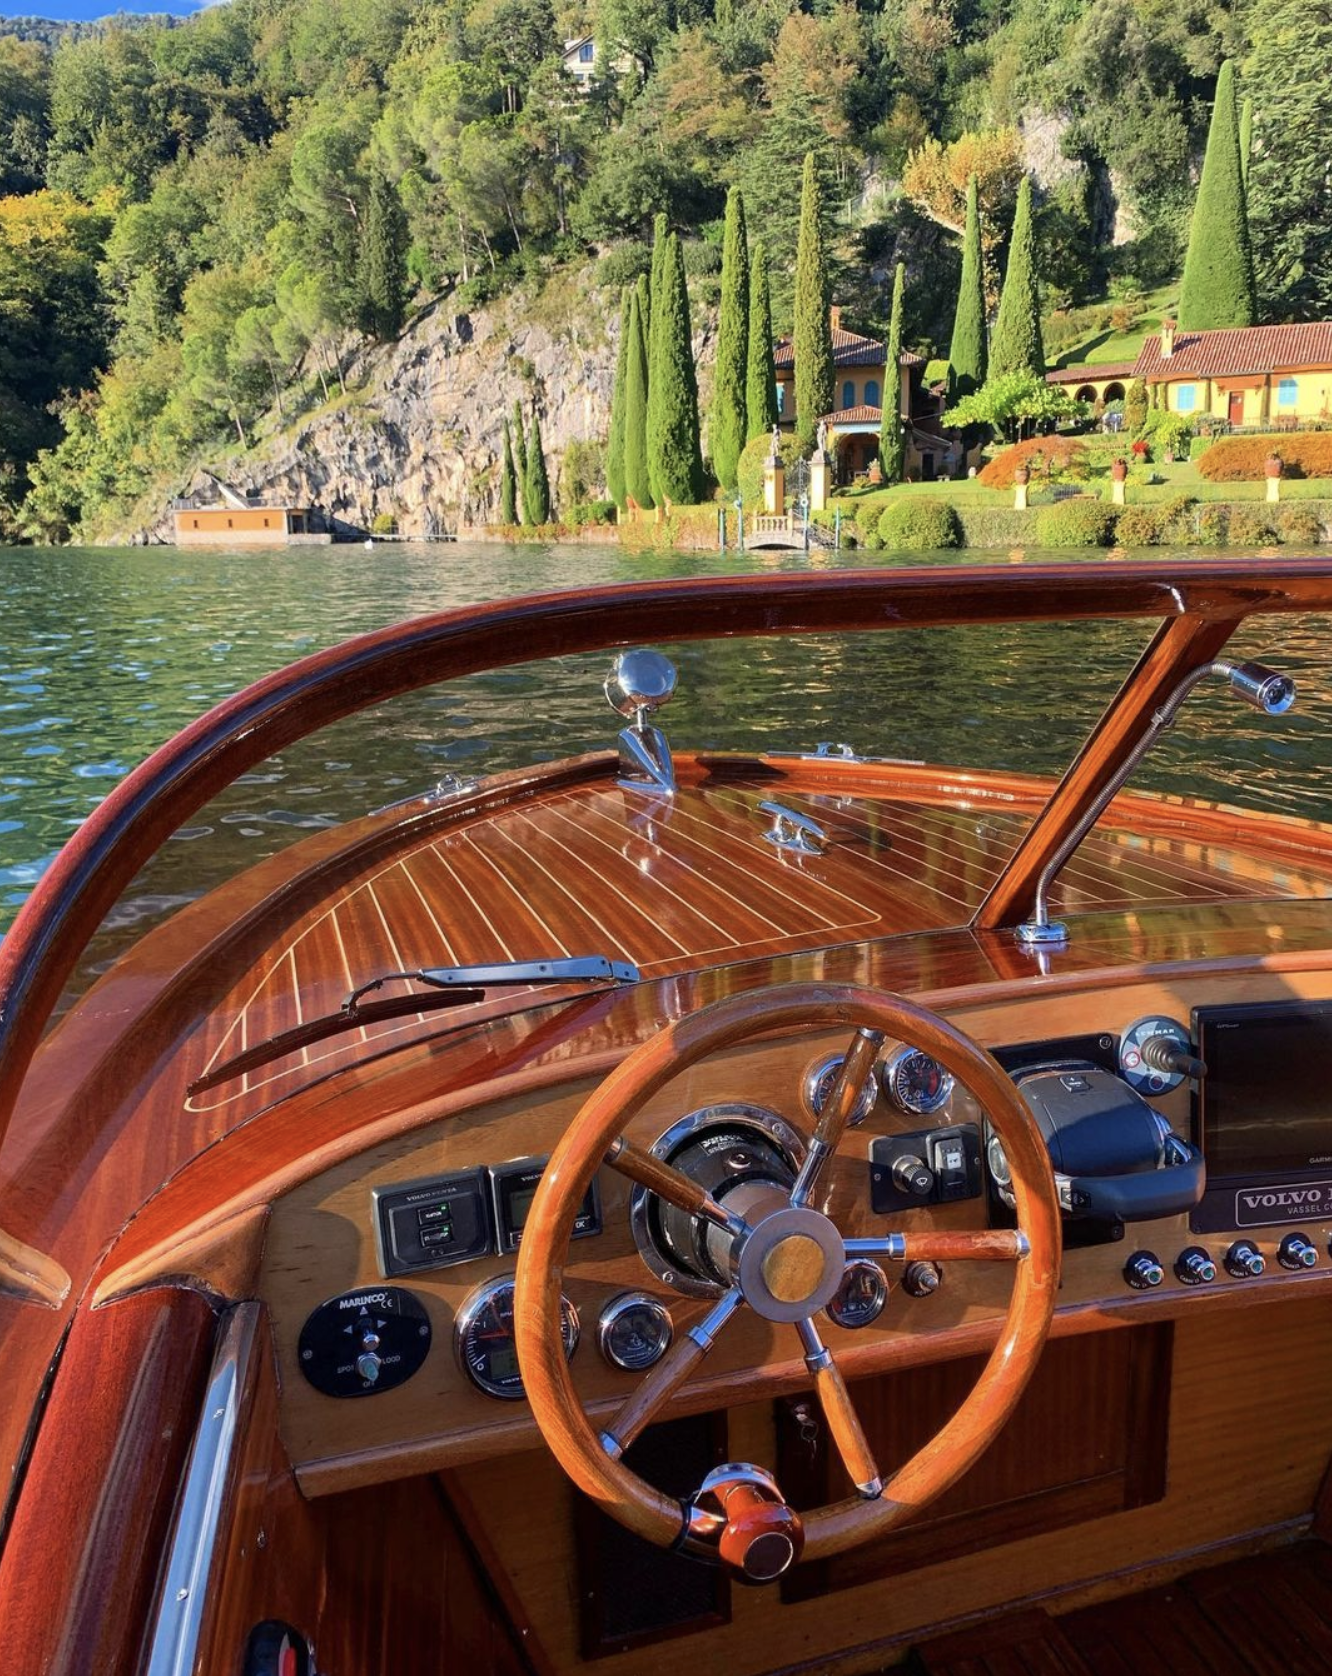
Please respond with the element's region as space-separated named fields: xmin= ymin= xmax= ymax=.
xmin=646 ymin=233 xmax=705 ymax=505
xmin=1240 ymin=92 xmax=1254 ymax=191
xmin=606 ymin=287 xmax=631 ymax=509
xmin=989 ymin=175 xmax=1045 ymax=379
xmin=499 ymin=418 xmax=517 ymax=524
xmin=525 ymin=410 xmax=551 ymax=525
xmin=1178 ymin=60 xmax=1256 ymax=331
xmin=623 ymin=287 xmax=653 ymax=510
xmin=646 ymin=214 xmax=668 ymax=498
xmin=948 ymin=175 xmax=987 ymax=400
xmin=358 ymin=173 xmax=410 ymax=340
xmin=745 ymin=239 xmax=779 ymax=442
xmin=879 ymin=262 xmax=906 ymax=484
xmin=792 ymin=152 xmax=833 ymax=453
xmin=511 ymin=400 xmax=529 ymax=524
xmin=710 ymin=186 xmax=750 ymax=490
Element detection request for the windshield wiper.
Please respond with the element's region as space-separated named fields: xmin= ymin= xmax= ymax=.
xmin=188 ymin=955 xmax=640 ymax=1095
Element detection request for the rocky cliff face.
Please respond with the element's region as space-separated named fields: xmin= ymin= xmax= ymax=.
xmin=145 ymin=265 xmax=639 ymax=542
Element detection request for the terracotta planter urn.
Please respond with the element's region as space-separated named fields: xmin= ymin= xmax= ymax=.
xmin=1265 ymin=455 xmax=1284 ymax=478
xmin=1111 ymin=458 xmax=1128 ymax=482
xmin=1013 ymin=467 xmax=1030 ymax=486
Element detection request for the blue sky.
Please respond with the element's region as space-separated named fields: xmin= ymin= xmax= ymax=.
xmin=0 ymin=2 xmax=216 ymax=16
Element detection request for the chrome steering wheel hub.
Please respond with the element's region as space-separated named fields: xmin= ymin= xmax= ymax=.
xmin=732 ymin=1204 xmax=846 ymax=1323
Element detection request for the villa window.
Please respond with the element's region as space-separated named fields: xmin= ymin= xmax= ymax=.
xmin=579 ymin=40 xmax=594 ymax=61
xmin=841 ymin=379 xmax=855 ymax=410
xmin=1278 ymin=377 xmax=1298 ymax=408
xmin=1175 ymin=384 xmax=1197 ymax=413
xmin=864 ymin=379 xmax=880 ymax=408
xmin=776 ymin=383 xmax=785 ymax=414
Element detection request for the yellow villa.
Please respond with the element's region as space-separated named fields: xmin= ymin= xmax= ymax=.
xmin=1050 ymin=321 xmax=1332 ymax=428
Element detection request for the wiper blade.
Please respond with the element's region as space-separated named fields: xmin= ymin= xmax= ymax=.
xmin=188 ymin=955 xmax=639 ymax=1096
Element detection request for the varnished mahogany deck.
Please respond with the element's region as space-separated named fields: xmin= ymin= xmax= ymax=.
xmin=908 ymin=1541 xmax=1332 ymax=1676
xmin=186 ymin=769 xmax=1332 ymax=1115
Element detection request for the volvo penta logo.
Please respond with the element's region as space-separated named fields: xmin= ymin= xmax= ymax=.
xmin=1235 ymin=1180 xmax=1332 ymax=1225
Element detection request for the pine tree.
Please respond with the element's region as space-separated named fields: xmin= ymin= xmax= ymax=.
xmin=1240 ymin=93 xmax=1254 ymax=191
xmin=512 ymin=400 xmax=529 ymax=524
xmin=358 ymin=173 xmax=410 ymax=340
xmin=710 ymin=186 xmax=750 ymax=490
xmin=1178 ymin=60 xmax=1256 ymax=331
xmin=948 ymin=175 xmax=987 ymax=400
xmin=879 ymin=263 xmax=906 ymax=484
xmin=606 ymin=287 xmax=631 ymax=509
xmin=989 ymin=175 xmax=1045 ymax=379
xmin=646 ymin=214 xmax=668 ymax=498
xmin=792 ymin=152 xmax=833 ymax=452
xmin=623 ymin=287 xmax=653 ymax=510
xmin=499 ymin=418 xmax=517 ymax=524
xmin=525 ymin=410 xmax=551 ymax=525
xmin=646 ymin=233 xmax=704 ymax=505
xmin=745 ymin=239 xmax=779 ymax=443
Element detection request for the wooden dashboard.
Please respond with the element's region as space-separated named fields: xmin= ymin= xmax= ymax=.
xmin=263 ymin=965 xmax=1332 ymax=1497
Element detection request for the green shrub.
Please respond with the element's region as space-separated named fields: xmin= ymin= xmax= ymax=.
xmin=1226 ymin=505 xmax=1276 ymax=547
xmin=681 ymin=238 xmax=722 ymax=276
xmin=1034 ymin=498 xmax=1118 ymax=546
xmin=1114 ymin=505 xmax=1164 ymax=545
xmin=1156 ymin=494 xmax=1199 ymax=542
xmin=370 ymin=511 xmax=398 ymax=535
xmin=877 ymin=497 xmax=961 ymax=550
xmin=1194 ymin=504 xmax=1229 ymax=546
xmin=953 ymin=506 xmax=1040 ymax=547
xmin=596 ymin=242 xmax=652 ymax=288
xmin=1275 ymin=505 xmax=1325 ymax=546
xmin=569 ymin=498 xmax=617 ymax=526
xmin=858 ymin=521 xmax=885 ymax=550
xmin=978 ymin=436 xmax=1089 ymax=489
xmin=1189 ymin=435 xmax=1215 ymax=460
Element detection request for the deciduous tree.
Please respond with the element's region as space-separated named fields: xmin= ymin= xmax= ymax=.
xmin=902 ymin=129 xmax=1024 ymax=309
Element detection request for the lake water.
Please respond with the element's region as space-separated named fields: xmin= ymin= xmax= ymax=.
xmin=2 ymin=541 xmax=1330 ymax=986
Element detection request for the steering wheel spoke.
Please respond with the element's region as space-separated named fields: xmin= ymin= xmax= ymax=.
xmin=600 ymin=1288 xmax=743 ymax=1460
xmin=796 ymin=1319 xmax=882 ymax=1499
xmin=845 ymin=1229 xmax=1032 ymax=1264
xmin=791 ymin=1026 xmax=884 ymax=1209
xmin=605 ymin=1134 xmax=747 ymax=1241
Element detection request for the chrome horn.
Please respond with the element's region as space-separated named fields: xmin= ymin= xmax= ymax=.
xmin=605 ymin=649 xmax=677 ymax=793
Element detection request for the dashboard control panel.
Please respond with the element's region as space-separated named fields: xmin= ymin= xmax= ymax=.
xmin=869 ymin=1125 xmax=982 ymax=1214
xmin=298 ymin=1285 xmax=433 ymax=1397
xmin=373 ymin=1158 xmax=601 ymax=1277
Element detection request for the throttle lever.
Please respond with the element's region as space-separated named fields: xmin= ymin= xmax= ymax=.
xmin=1140 ymin=1035 xmax=1207 ymax=1081
xmin=683 ymin=1462 xmax=805 ymax=1582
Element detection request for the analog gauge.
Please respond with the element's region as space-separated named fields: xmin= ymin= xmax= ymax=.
xmin=825 ymin=1260 xmax=889 ymax=1329
xmin=882 ymin=1047 xmax=955 ymax=1116
xmin=804 ymin=1053 xmax=878 ymax=1125
xmin=986 ymin=1128 xmax=1015 ymax=1210
xmin=598 ymin=1291 xmax=673 ymax=1371
xmin=454 ymin=1277 xmax=578 ymax=1400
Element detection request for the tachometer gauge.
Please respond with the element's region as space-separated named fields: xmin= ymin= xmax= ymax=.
xmin=825 ymin=1260 xmax=889 ymax=1329
xmin=455 ymin=1277 xmax=577 ymax=1399
xmin=882 ymin=1047 xmax=954 ymax=1116
xmin=598 ymin=1291 xmax=673 ymax=1371
xmin=804 ymin=1052 xmax=878 ymax=1125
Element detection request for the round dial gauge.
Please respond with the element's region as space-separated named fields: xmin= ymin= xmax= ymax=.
xmin=1119 ymin=1015 xmax=1192 ymax=1095
xmin=455 ymin=1277 xmax=578 ymax=1400
xmin=825 ymin=1260 xmax=889 ymax=1329
xmin=804 ymin=1053 xmax=878 ymax=1125
xmin=598 ymin=1291 xmax=673 ymax=1371
xmin=986 ymin=1127 xmax=1015 ymax=1209
xmin=882 ymin=1047 xmax=954 ymax=1116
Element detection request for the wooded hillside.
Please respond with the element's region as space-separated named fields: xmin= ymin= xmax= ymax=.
xmin=0 ymin=0 xmax=1323 ymax=539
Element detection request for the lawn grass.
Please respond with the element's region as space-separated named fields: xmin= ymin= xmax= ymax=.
xmin=1047 ymin=283 xmax=1179 ymax=370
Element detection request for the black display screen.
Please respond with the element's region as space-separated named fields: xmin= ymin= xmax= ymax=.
xmin=1194 ymin=1001 xmax=1332 ymax=1177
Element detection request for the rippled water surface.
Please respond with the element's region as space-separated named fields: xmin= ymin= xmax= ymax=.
xmin=2 ymin=542 xmax=1330 ymax=984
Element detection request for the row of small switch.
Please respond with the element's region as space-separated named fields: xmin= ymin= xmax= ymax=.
xmin=1124 ymin=1232 xmax=1324 ymax=1290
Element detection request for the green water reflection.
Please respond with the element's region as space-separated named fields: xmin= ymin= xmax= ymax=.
xmin=1 ymin=543 xmax=1329 ymax=982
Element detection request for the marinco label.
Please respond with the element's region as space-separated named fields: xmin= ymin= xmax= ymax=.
xmin=1235 ymin=1180 xmax=1332 ymax=1226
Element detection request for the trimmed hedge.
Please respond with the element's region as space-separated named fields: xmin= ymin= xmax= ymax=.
xmin=878 ymin=497 xmax=961 ymax=550
xmin=1275 ymin=505 xmax=1325 ymax=546
xmin=978 ymin=435 xmax=1089 ymax=490
xmin=1113 ymin=504 xmax=1165 ymax=546
xmin=1197 ymin=434 xmax=1332 ymax=481
xmin=953 ymin=506 xmax=1039 ymax=547
xmin=1034 ymin=497 xmax=1118 ymax=546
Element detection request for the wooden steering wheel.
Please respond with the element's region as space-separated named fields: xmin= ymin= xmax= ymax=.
xmin=513 ymin=983 xmax=1061 ymax=1579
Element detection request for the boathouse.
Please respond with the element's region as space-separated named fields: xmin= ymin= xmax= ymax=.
xmin=171 ymin=478 xmax=331 ymax=547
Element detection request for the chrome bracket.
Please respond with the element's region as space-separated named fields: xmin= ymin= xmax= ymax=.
xmin=758 ymin=800 xmax=827 ymax=854
xmin=808 ymin=741 xmax=861 ymax=760
xmin=617 ymin=716 xmax=676 ymax=794
xmin=1014 ymin=917 xmax=1069 ymax=949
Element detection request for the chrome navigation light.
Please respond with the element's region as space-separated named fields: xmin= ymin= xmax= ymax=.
xmin=605 ymin=648 xmax=677 ymax=793
xmin=1016 ymin=656 xmax=1298 ymax=949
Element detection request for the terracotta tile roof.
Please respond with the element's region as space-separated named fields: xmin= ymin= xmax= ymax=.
xmin=823 ymin=405 xmax=883 ymax=424
xmin=1046 ymin=361 xmax=1138 ymax=384
xmin=1134 ymin=323 xmax=1332 ymax=381
xmin=774 ymin=330 xmax=925 ymax=370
